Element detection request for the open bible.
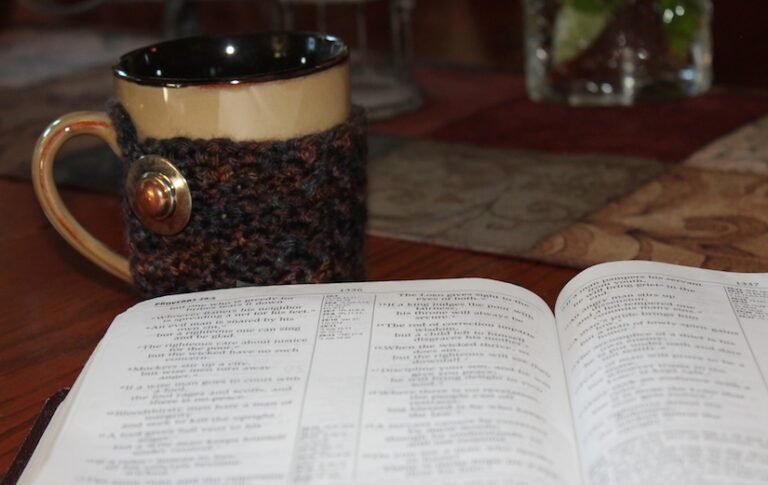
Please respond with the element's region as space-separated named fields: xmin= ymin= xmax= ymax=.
xmin=16 ymin=261 xmax=768 ymax=485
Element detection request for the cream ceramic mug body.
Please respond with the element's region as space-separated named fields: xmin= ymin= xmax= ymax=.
xmin=32 ymin=32 xmax=366 ymax=296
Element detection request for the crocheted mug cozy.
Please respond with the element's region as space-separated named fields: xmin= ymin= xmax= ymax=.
xmin=108 ymin=100 xmax=368 ymax=298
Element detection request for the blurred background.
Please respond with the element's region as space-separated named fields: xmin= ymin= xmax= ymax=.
xmin=2 ymin=0 xmax=766 ymax=87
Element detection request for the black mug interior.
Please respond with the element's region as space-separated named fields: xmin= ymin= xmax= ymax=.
xmin=113 ymin=32 xmax=348 ymax=87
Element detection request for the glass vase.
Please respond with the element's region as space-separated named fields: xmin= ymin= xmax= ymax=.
xmin=524 ymin=0 xmax=713 ymax=106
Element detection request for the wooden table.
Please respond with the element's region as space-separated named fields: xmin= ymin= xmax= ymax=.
xmin=0 ymin=176 xmax=577 ymax=477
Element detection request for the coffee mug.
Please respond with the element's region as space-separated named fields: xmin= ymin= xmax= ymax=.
xmin=32 ymin=32 xmax=367 ymax=297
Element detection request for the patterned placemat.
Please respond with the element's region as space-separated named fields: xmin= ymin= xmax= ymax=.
xmin=368 ymin=140 xmax=665 ymax=254
xmin=0 ymin=28 xmax=157 ymax=89
xmin=684 ymin=115 xmax=768 ymax=176
xmin=525 ymin=166 xmax=768 ymax=272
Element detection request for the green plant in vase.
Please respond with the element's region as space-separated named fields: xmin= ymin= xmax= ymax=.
xmin=525 ymin=0 xmax=712 ymax=105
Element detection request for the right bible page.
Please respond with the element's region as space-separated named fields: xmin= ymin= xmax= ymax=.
xmin=554 ymin=261 xmax=768 ymax=485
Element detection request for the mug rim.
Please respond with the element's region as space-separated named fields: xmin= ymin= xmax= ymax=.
xmin=112 ymin=31 xmax=349 ymax=88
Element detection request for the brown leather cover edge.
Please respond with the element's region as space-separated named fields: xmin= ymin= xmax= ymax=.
xmin=1 ymin=389 xmax=70 ymax=485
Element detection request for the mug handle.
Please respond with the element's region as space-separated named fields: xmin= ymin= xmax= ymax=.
xmin=32 ymin=111 xmax=132 ymax=283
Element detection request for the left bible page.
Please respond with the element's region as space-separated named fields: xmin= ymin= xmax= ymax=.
xmin=18 ymin=279 xmax=580 ymax=485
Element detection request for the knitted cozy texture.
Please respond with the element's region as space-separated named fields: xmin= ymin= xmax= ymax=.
xmin=107 ymin=100 xmax=367 ymax=298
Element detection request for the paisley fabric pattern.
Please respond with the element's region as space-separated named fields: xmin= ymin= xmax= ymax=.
xmin=526 ymin=167 xmax=768 ymax=272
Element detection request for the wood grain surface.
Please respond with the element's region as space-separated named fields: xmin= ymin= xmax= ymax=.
xmin=0 ymin=177 xmax=577 ymax=477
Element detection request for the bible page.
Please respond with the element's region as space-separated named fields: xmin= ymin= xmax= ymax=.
xmin=22 ymin=278 xmax=580 ymax=485
xmin=555 ymin=261 xmax=768 ymax=485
